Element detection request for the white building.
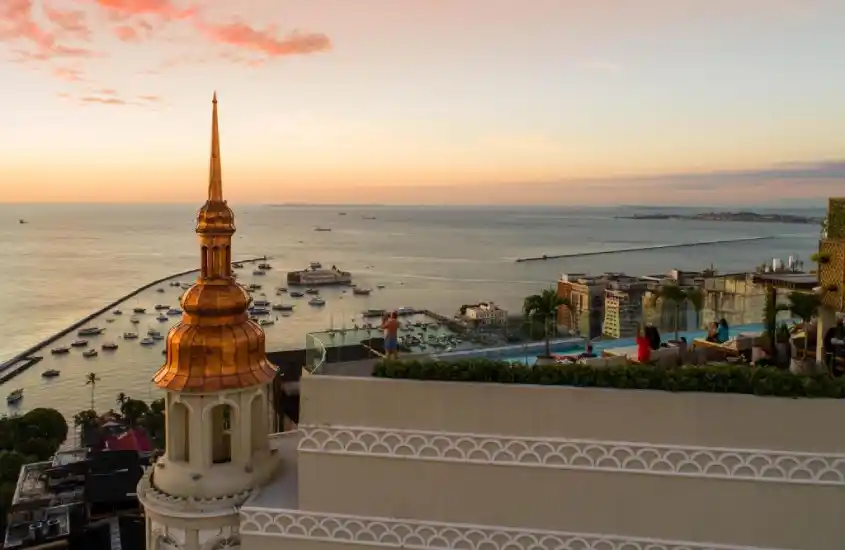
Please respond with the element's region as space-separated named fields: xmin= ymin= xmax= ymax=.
xmin=462 ymin=302 xmax=508 ymax=325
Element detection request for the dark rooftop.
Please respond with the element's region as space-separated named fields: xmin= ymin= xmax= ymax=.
xmin=752 ymin=272 xmax=818 ymax=290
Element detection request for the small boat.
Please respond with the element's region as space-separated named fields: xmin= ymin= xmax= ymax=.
xmin=7 ymin=389 xmax=23 ymax=404
xmin=154 ymin=304 xmax=169 ymax=310
xmin=249 ymin=307 xmax=270 ymax=315
xmin=397 ymin=306 xmax=416 ymax=316
xmin=306 ymin=288 xmax=320 ymax=295
xmin=133 ymin=307 xmax=146 ymax=314
xmin=106 ymin=318 xmax=114 ymax=324
xmin=314 ymin=227 xmax=332 ymax=232
xmin=353 ymin=288 xmax=372 ymax=296
xmin=289 ymin=291 xmax=304 ymax=298
xmin=156 ymin=314 xmax=168 ymax=322
xmin=156 ymin=288 xmax=165 ymax=293
xmin=82 ymin=349 xmax=98 ymax=358
xmin=233 ymin=263 xmax=244 ymax=269
xmin=363 ymin=216 xmax=376 ymax=220
xmin=140 ymin=338 xmax=155 ymax=346
xmin=123 ymin=332 xmax=138 ymax=339
xmin=71 ymin=339 xmax=88 ymax=347
xmin=259 ymin=319 xmax=275 ymax=326
xmin=113 ymin=309 xmax=123 ymax=315
xmin=253 ymin=270 xmax=265 ymax=276
xmin=377 ymin=284 xmax=386 ymax=289
xmin=130 ymin=318 xmax=140 ymax=324
xmin=272 ymin=304 xmax=294 ymax=311
xmin=151 ymin=333 xmax=164 ymax=341
xmin=248 ymin=283 xmax=262 ymax=290
xmin=41 ymin=369 xmax=60 ymax=378
xmin=276 ymin=287 xmax=287 ymax=293
xmin=309 ymin=261 xmax=322 ymax=269
xmin=253 ymin=299 xmax=271 ymax=307
xmin=258 ymin=263 xmax=272 ymax=270
xmin=167 ymin=308 xmax=182 ymax=316
xmin=309 ymin=297 xmax=326 ymax=306
xmin=101 ymin=342 xmax=119 ymax=351
xmin=339 ymin=212 xmax=347 ymax=216
xmin=51 ymin=347 xmax=70 ymax=355
xmin=169 ymin=281 xmax=181 ymax=287
xmin=19 ymin=219 xmax=27 ymax=224
xmin=78 ymin=327 xmax=103 ymax=336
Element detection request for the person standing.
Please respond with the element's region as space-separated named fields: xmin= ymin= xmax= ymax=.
xmin=381 ymin=311 xmax=400 ymax=360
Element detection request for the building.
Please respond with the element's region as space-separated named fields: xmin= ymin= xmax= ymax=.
xmin=460 ymin=302 xmax=507 ymax=326
xmin=137 ymin=93 xmax=280 ymax=550
xmin=602 ymin=277 xmax=650 ymax=338
xmin=140 ymin=97 xmax=844 ymax=550
xmin=641 ymin=270 xmax=708 ymax=334
xmin=700 ymin=272 xmax=768 ymax=328
xmin=556 ymin=273 xmax=610 ymax=339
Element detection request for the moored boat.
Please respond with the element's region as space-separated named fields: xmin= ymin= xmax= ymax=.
xmin=82 ymin=348 xmax=98 ymax=358
xmin=308 ymin=296 xmax=326 ymax=306
xmin=287 ymin=264 xmax=351 ymax=286
xmin=71 ymin=339 xmax=88 ymax=347
xmin=7 ymin=389 xmax=23 ymax=404
xmin=78 ymin=327 xmax=104 ymax=336
xmin=41 ymin=369 xmax=60 ymax=378
xmin=51 ymin=346 xmax=70 ymax=355
xmin=101 ymin=342 xmax=119 ymax=351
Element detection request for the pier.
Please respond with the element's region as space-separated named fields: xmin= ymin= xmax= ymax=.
xmin=515 ymin=236 xmax=774 ymax=263
xmin=0 ymin=256 xmax=269 ymax=377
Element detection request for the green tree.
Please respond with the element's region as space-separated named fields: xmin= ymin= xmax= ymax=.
xmin=523 ymin=289 xmax=569 ymax=358
xmin=85 ymin=372 xmax=101 ymax=410
xmin=73 ymin=409 xmax=99 ymax=431
xmin=0 ymin=451 xmax=31 ymax=482
xmin=650 ymin=285 xmax=704 ymax=341
xmin=788 ymin=291 xmax=821 ymax=356
xmin=121 ymin=398 xmax=150 ymax=426
xmin=18 ymin=408 xmax=68 ymax=448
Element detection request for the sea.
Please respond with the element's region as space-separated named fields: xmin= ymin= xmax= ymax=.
xmin=0 ymin=203 xmax=822 ymax=419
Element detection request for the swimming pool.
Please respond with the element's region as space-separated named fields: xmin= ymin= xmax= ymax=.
xmin=439 ymin=323 xmax=766 ymax=366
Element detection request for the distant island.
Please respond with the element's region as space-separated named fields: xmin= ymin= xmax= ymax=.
xmin=618 ymin=211 xmax=821 ymax=224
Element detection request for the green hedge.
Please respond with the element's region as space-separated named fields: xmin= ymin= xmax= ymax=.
xmin=372 ymin=359 xmax=845 ymax=398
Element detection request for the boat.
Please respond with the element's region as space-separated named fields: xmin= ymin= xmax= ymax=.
xmin=377 ymin=284 xmax=386 ymax=289
xmin=7 ymin=389 xmax=23 ymax=404
xmin=248 ymin=283 xmax=262 ymax=291
xmin=363 ymin=216 xmax=376 ymax=220
xmin=305 ymin=288 xmax=320 ymax=295
xmin=259 ymin=319 xmax=275 ymax=326
xmin=253 ymin=270 xmax=265 ymax=276
xmin=71 ymin=339 xmax=88 ymax=347
xmin=51 ymin=346 xmax=70 ymax=354
xmin=272 ymin=304 xmax=294 ymax=311
xmin=82 ymin=349 xmax=98 ymax=358
xmin=140 ymin=338 xmax=155 ymax=346
xmin=233 ymin=262 xmax=244 ymax=269
xmin=289 ymin=291 xmax=304 ymax=298
xmin=353 ymin=288 xmax=372 ymax=296
xmin=167 ymin=308 xmax=182 ymax=316
xmin=78 ymin=327 xmax=103 ymax=336
xmin=397 ymin=306 xmax=416 ymax=316
xmin=130 ymin=318 xmax=140 ymax=324
xmin=156 ymin=314 xmax=168 ymax=322
xmin=151 ymin=333 xmax=164 ymax=341
xmin=308 ymin=297 xmax=326 ymax=306
xmin=156 ymin=288 xmax=165 ymax=293
xmin=339 ymin=212 xmax=347 ymax=216
xmin=309 ymin=261 xmax=322 ymax=269
xmin=288 ymin=264 xmax=352 ymax=286
xmin=314 ymin=227 xmax=332 ymax=232
xmin=169 ymin=281 xmax=181 ymax=286
xmin=41 ymin=369 xmax=60 ymax=378
xmin=249 ymin=307 xmax=270 ymax=315
xmin=276 ymin=287 xmax=287 ymax=293
xmin=253 ymin=299 xmax=271 ymax=307
xmin=123 ymin=332 xmax=138 ymax=339
xmin=133 ymin=307 xmax=146 ymax=314
xmin=154 ymin=304 xmax=169 ymax=310
xmin=362 ymin=309 xmax=387 ymax=318
xmin=101 ymin=342 xmax=119 ymax=351
xmin=258 ymin=263 xmax=272 ymax=270
xmin=19 ymin=219 xmax=26 ymax=224
xmin=113 ymin=309 xmax=122 ymax=315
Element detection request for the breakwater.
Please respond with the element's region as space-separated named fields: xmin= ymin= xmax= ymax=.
xmin=422 ymin=309 xmax=467 ymax=334
xmin=0 ymin=256 xmax=268 ymax=373
xmin=515 ymin=236 xmax=774 ymax=263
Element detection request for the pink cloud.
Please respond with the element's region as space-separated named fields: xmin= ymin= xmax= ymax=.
xmin=92 ymin=0 xmax=198 ymax=21
xmin=0 ymin=0 xmax=94 ymax=62
xmin=42 ymin=4 xmax=91 ymax=40
xmin=196 ymin=20 xmax=331 ymax=58
xmin=53 ymin=66 xmax=85 ymax=81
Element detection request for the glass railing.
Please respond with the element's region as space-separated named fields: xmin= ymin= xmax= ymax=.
xmin=305 ymin=332 xmax=327 ymax=373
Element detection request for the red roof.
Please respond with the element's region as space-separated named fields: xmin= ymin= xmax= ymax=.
xmin=102 ymin=427 xmax=152 ymax=453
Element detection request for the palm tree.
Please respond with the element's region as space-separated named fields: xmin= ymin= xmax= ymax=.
xmin=650 ymin=285 xmax=704 ymax=341
xmin=523 ymin=288 xmax=569 ymax=358
xmin=85 ymin=372 xmax=101 ymax=411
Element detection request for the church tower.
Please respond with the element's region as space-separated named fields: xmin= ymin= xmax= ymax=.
xmin=138 ymin=93 xmax=280 ymax=550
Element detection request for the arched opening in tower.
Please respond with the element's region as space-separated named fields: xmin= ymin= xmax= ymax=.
xmin=250 ymin=394 xmax=267 ymax=454
xmin=210 ymin=403 xmax=234 ymax=464
xmin=169 ymin=402 xmax=191 ymax=463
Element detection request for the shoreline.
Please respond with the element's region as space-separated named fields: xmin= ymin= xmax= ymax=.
xmin=0 ymin=256 xmax=268 ymax=372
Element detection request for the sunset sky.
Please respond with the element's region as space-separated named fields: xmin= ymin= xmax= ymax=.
xmin=1 ymin=0 xmax=844 ymax=205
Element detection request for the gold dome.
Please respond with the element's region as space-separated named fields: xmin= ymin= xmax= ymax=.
xmin=153 ymin=93 xmax=277 ymax=392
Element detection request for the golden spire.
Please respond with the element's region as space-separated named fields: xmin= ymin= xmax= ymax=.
xmin=153 ymin=93 xmax=277 ymax=392
xmin=208 ymin=91 xmax=223 ymax=202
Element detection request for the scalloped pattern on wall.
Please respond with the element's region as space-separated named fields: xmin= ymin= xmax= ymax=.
xmin=239 ymin=509 xmax=787 ymax=550
xmin=297 ymin=425 xmax=845 ymax=486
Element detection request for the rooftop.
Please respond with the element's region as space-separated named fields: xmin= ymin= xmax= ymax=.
xmin=752 ymin=272 xmax=818 ymax=290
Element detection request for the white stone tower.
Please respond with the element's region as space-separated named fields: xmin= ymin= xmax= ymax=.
xmin=137 ymin=93 xmax=281 ymax=550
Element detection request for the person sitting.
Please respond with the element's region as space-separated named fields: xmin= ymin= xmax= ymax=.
xmin=645 ymin=324 xmax=661 ymax=350
xmin=577 ymin=344 xmax=597 ymax=359
xmin=717 ymin=318 xmax=730 ymax=343
xmin=705 ymin=322 xmax=720 ymax=342
xmin=636 ymin=324 xmax=651 ymax=363
xmin=823 ymin=318 xmax=845 ymax=373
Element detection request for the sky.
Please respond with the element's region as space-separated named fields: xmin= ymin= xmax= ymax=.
xmin=1 ymin=0 xmax=844 ymax=205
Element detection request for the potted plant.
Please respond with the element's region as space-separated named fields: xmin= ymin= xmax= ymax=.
xmin=523 ymin=288 xmax=570 ymax=365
